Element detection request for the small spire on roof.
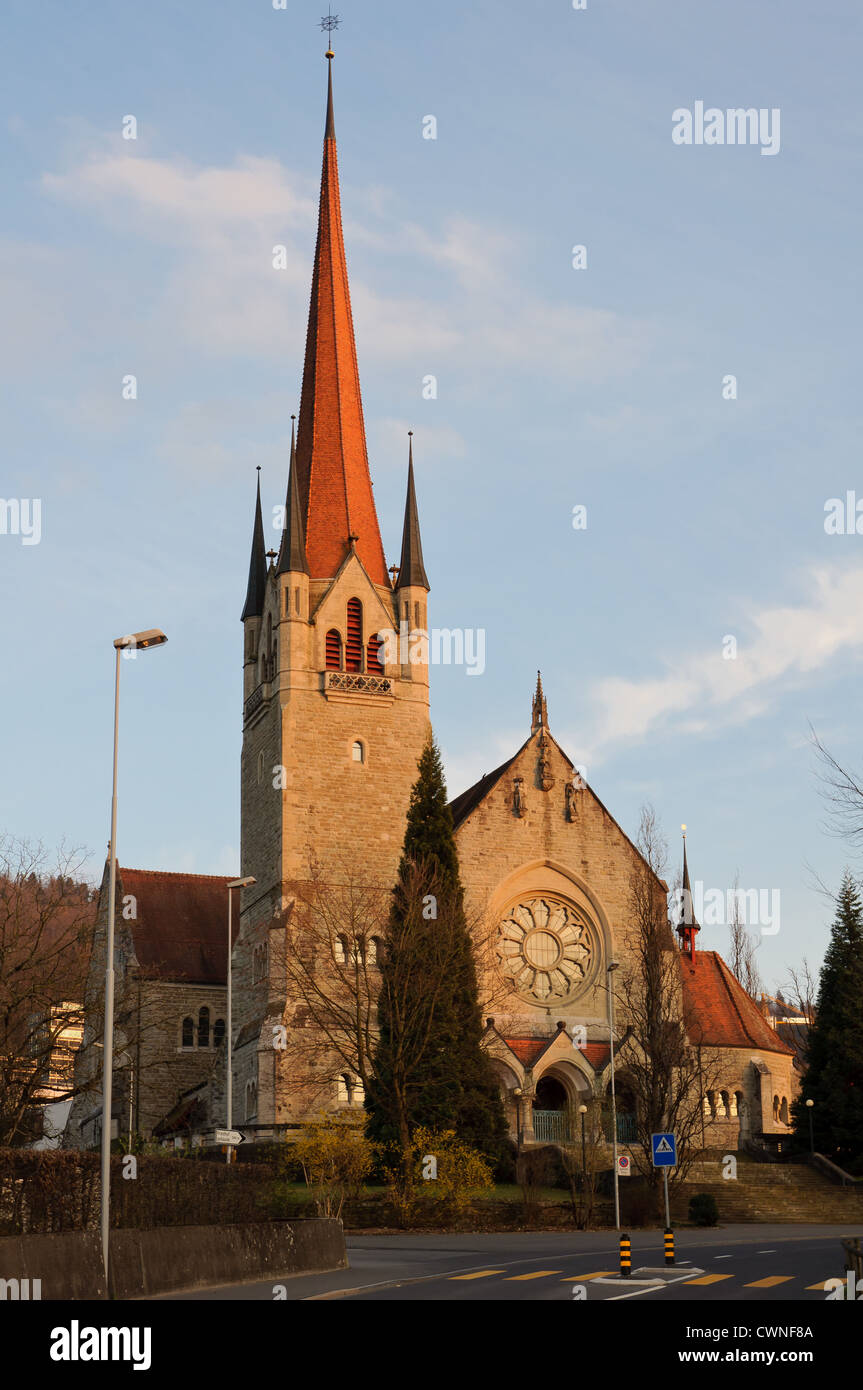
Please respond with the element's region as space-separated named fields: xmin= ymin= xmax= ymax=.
xmin=276 ymin=415 xmax=309 ymax=577
xmin=241 ymin=468 xmax=268 ymax=621
xmin=395 ymin=431 xmax=430 ymax=591
xmin=677 ymin=824 xmax=701 ymax=963
xmin=531 ymin=670 xmax=548 ymax=733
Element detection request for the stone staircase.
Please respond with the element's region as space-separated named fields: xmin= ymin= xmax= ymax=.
xmin=673 ymin=1157 xmax=863 ymax=1223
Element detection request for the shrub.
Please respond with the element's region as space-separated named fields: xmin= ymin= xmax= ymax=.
xmin=290 ymin=1117 xmax=374 ymax=1220
xmin=689 ymin=1192 xmax=720 ymax=1227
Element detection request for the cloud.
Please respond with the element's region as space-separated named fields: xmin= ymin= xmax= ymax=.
xmin=40 ymin=148 xmax=650 ymax=382
xmin=584 ymin=564 xmax=863 ymax=756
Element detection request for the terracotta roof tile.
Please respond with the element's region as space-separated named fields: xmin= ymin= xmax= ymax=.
xmin=295 ymin=67 xmax=389 ymax=588
xmin=118 ymin=868 xmax=235 ymax=986
xmin=681 ymin=950 xmax=794 ymax=1055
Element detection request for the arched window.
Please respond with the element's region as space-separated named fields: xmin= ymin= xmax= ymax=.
xmin=213 ymin=1018 xmax=226 ymax=1049
xmin=245 ymin=1080 xmax=257 ymax=1121
xmin=197 ymin=1007 xmax=210 ymax=1048
xmin=181 ymin=1016 xmax=194 ymax=1048
xmin=352 ymin=740 xmax=364 ymax=763
xmin=345 ymin=599 xmax=363 ymax=672
xmin=325 ymin=629 xmax=342 ymax=670
xmin=367 ymin=937 xmax=381 ymax=966
xmin=366 ymin=633 xmax=384 ymax=674
xmin=334 ymin=935 xmax=348 ymax=964
xmin=773 ymin=1094 xmax=780 ymax=1120
xmin=336 ymin=1075 xmax=351 ymax=1105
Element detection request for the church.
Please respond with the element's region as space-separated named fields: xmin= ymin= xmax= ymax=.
xmin=67 ymin=53 xmax=797 ymax=1156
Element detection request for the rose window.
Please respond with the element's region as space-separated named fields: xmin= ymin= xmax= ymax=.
xmin=496 ymin=897 xmax=594 ymax=1002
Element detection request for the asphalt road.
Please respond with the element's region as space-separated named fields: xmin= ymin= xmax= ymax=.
xmin=160 ymin=1224 xmax=863 ymax=1302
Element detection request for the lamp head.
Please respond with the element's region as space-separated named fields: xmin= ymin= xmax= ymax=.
xmin=114 ymin=629 xmax=168 ymax=651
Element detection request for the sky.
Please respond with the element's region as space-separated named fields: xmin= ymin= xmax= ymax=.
xmin=2 ymin=0 xmax=862 ymax=992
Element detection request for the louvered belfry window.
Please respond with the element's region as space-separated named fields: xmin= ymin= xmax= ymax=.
xmin=325 ymin=629 xmax=342 ymax=670
xmin=345 ymin=599 xmax=363 ymax=672
xmin=366 ymin=632 xmax=384 ymax=674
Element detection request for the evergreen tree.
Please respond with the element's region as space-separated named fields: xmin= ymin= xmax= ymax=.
xmin=792 ymin=872 xmax=863 ymax=1167
xmin=366 ymin=734 xmax=507 ymax=1162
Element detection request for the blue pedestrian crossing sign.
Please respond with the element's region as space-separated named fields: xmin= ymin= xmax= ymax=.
xmin=651 ymin=1132 xmax=676 ymax=1167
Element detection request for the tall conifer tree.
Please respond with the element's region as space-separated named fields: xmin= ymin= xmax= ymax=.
xmin=366 ymin=735 xmax=507 ymax=1160
xmin=792 ymin=872 xmax=863 ymax=1165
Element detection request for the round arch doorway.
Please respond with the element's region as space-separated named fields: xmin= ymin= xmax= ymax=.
xmin=533 ymin=1075 xmax=570 ymax=1142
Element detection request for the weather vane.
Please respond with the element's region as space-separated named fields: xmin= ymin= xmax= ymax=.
xmin=320 ymin=8 xmax=340 ymax=45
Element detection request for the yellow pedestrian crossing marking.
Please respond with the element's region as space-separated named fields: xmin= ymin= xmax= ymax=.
xmin=685 ymin=1274 xmax=734 ymax=1285
xmin=449 ymin=1270 xmax=506 ymax=1280
xmin=744 ymin=1276 xmax=795 ymax=1288
xmin=504 ymin=1270 xmax=563 ymax=1281
xmin=560 ymin=1272 xmax=615 ymax=1282
xmin=806 ymin=1279 xmax=839 ymax=1291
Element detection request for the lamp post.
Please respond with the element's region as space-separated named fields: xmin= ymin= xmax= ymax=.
xmin=606 ymin=960 xmax=621 ymax=1230
xmin=805 ymin=1098 xmax=815 ymax=1155
xmin=100 ymin=628 xmax=167 ymax=1288
xmin=226 ymin=877 xmax=256 ymax=1162
xmin=579 ymin=1102 xmax=590 ymax=1228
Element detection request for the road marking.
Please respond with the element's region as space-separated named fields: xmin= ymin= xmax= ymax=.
xmin=504 ymin=1270 xmax=563 ymax=1281
xmin=744 ymin=1276 xmax=795 ymax=1288
xmin=449 ymin=1270 xmax=506 ymax=1280
xmin=714 ymin=1255 xmax=733 ymax=1260
xmin=608 ymin=1271 xmax=700 ymax=1301
xmin=806 ymin=1279 xmax=838 ymax=1291
xmin=560 ymin=1272 xmax=615 ymax=1282
xmin=685 ymin=1273 xmax=735 ymax=1286
xmin=758 ymin=1250 xmax=776 ymax=1254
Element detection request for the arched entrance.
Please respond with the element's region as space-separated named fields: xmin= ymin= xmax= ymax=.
xmin=533 ymin=1074 xmax=570 ymax=1142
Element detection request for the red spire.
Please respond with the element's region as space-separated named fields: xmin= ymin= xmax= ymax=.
xmin=295 ymin=54 xmax=389 ymax=588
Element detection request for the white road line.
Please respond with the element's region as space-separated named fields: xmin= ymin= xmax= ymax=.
xmin=607 ymin=1271 xmax=699 ymax=1301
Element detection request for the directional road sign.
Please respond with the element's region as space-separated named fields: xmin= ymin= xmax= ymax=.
xmin=214 ymin=1129 xmax=244 ymax=1146
xmin=651 ymin=1132 xmax=676 ymax=1167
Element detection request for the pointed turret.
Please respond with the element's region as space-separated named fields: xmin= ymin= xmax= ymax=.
xmin=276 ymin=417 xmax=309 ymax=576
xmin=395 ymin=433 xmax=429 ymax=592
xmin=677 ymin=826 xmax=701 ymax=963
xmin=241 ymin=469 xmax=267 ymax=621
xmin=531 ymin=671 xmax=548 ymax=734
xmin=295 ymin=53 xmax=389 ymax=588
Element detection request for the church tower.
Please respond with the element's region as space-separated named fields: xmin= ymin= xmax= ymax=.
xmin=234 ymin=51 xmax=431 ymax=1130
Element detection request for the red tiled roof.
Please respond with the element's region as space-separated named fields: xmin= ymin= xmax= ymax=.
xmin=680 ymin=950 xmax=794 ymax=1055
xmin=581 ymin=1043 xmax=611 ymax=1071
xmin=295 ymin=64 xmax=389 ymax=588
xmin=504 ymin=1037 xmax=552 ymax=1067
xmin=118 ymin=868 xmax=235 ymax=985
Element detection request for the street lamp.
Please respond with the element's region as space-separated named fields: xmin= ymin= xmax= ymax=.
xmin=805 ymin=1098 xmax=815 ymax=1155
xmin=226 ymin=877 xmax=256 ymax=1162
xmin=101 ymin=628 xmax=167 ymax=1287
xmin=606 ymin=960 xmax=621 ymax=1231
xmin=579 ymin=1103 xmax=589 ymax=1228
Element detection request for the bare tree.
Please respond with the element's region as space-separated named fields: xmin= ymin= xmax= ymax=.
xmin=728 ymin=872 xmax=763 ymax=999
xmin=811 ymin=727 xmax=863 ymax=849
xmin=0 ymin=838 xmax=96 ymax=1146
xmin=614 ymin=808 xmax=723 ymax=1209
xmin=774 ymin=957 xmax=818 ymax=1067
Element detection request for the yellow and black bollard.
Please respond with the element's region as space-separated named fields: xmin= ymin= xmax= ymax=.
xmin=664 ymin=1228 xmax=675 ymax=1267
xmin=619 ymin=1233 xmax=632 ymax=1279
